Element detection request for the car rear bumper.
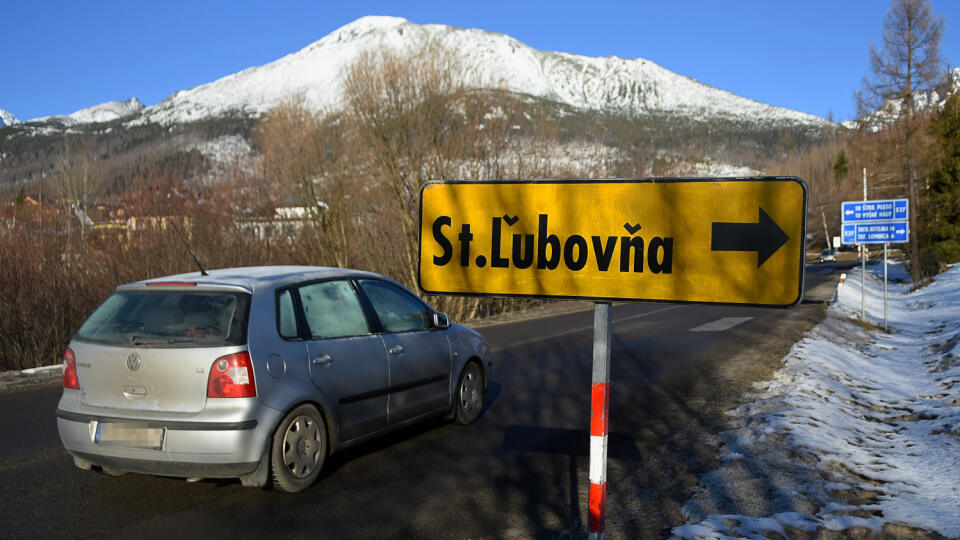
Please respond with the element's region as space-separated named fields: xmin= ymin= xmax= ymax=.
xmin=56 ymin=393 xmax=282 ymax=479
xmin=68 ymin=450 xmax=260 ymax=478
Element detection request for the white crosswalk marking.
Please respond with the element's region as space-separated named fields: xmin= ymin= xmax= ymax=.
xmin=689 ymin=317 xmax=753 ymax=332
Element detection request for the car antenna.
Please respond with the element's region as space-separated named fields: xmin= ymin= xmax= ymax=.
xmin=167 ymin=218 xmax=209 ymax=276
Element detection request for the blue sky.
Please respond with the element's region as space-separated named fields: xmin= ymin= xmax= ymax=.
xmin=3 ymin=0 xmax=959 ymax=123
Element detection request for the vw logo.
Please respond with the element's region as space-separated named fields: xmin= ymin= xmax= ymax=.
xmin=126 ymin=353 xmax=141 ymax=371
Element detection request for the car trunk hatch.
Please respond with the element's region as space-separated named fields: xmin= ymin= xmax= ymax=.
xmin=73 ymin=341 xmax=239 ymax=413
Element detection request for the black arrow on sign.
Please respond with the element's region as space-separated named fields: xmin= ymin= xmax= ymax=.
xmin=711 ymin=208 xmax=789 ymax=268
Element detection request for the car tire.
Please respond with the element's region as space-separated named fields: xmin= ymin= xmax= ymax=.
xmin=270 ymin=404 xmax=327 ymax=493
xmin=453 ymin=362 xmax=484 ymax=425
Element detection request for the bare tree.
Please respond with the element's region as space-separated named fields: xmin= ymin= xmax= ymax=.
xmin=342 ymin=41 xmax=469 ymax=287
xmin=857 ymin=0 xmax=944 ymax=281
xmin=53 ymin=135 xmax=102 ymax=248
xmin=256 ymin=99 xmax=356 ymax=267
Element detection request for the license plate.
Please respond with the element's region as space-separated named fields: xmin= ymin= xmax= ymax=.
xmin=94 ymin=422 xmax=165 ymax=449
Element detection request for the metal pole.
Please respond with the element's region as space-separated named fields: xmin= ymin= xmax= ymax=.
xmin=861 ymin=168 xmax=867 ymax=322
xmin=884 ymin=243 xmax=888 ymax=332
xmin=862 ymin=249 xmax=866 ymax=322
xmin=588 ymin=302 xmax=612 ymax=540
xmin=820 ymin=206 xmax=830 ymax=250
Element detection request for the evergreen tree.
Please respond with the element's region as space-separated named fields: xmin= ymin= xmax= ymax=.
xmin=922 ymin=92 xmax=960 ymax=270
xmin=833 ymin=149 xmax=850 ymax=183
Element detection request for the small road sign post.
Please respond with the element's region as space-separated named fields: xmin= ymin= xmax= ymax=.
xmin=840 ymin=198 xmax=909 ymax=330
xmin=589 ymin=302 xmax=612 ymax=538
xmin=420 ymin=178 xmax=808 ymax=539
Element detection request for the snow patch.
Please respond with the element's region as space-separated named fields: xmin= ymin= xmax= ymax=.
xmin=676 ymin=161 xmax=760 ymax=177
xmin=31 ymin=97 xmax=144 ymax=125
xmin=675 ymin=261 xmax=960 ymax=539
xmin=187 ymin=134 xmax=256 ymax=183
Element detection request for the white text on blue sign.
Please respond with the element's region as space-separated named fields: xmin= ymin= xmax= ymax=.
xmin=841 ymin=222 xmax=909 ymax=244
xmin=841 ymin=199 xmax=908 ymax=223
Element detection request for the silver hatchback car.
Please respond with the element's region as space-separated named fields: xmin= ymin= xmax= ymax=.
xmin=56 ymin=266 xmax=491 ymax=492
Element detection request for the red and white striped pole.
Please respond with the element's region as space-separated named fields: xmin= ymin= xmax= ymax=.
xmin=588 ymin=302 xmax=612 ymax=539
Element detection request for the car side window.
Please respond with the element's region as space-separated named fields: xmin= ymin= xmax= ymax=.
xmin=277 ymin=289 xmax=298 ymax=339
xmin=358 ymin=279 xmax=431 ymax=333
xmin=298 ymin=280 xmax=370 ymax=339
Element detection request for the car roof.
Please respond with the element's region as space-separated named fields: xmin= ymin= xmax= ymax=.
xmin=118 ymin=266 xmax=388 ymax=294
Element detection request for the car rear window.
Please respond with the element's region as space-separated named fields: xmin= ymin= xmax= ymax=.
xmin=75 ymin=291 xmax=251 ymax=347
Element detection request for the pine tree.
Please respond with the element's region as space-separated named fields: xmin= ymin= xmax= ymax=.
xmin=833 ymin=149 xmax=850 ymax=183
xmin=922 ymin=92 xmax=960 ymax=270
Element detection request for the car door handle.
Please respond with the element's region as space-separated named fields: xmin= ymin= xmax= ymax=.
xmin=311 ymin=354 xmax=333 ymax=366
xmin=388 ymin=345 xmax=404 ymax=356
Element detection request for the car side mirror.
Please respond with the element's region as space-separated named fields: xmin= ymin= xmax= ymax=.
xmin=432 ymin=312 xmax=450 ymax=329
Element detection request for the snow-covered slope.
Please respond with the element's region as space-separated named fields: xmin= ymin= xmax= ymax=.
xmin=141 ymin=16 xmax=830 ymax=128
xmin=32 ymin=97 xmax=144 ymax=125
xmin=859 ymin=67 xmax=960 ymax=131
xmin=0 ymin=109 xmax=19 ymax=127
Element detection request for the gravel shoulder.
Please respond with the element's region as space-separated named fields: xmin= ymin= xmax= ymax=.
xmin=0 ymin=365 xmax=63 ymax=394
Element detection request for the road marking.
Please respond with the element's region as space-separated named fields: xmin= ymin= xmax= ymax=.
xmin=689 ymin=317 xmax=753 ymax=332
xmin=613 ymin=319 xmax=657 ymax=333
xmin=490 ymin=305 xmax=681 ymax=352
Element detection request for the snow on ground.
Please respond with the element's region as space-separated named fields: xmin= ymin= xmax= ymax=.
xmin=674 ymin=161 xmax=760 ymax=178
xmin=187 ymin=134 xmax=257 ymax=183
xmin=674 ymin=261 xmax=960 ymax=539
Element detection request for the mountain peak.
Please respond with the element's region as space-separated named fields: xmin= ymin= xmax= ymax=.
xmin=334 ymin=15 xmax=409 ymax=35
xmin=134 ymin=17 xmax=830 ymax=129
xmin=0 ymin=109 xmax=19 ymax=128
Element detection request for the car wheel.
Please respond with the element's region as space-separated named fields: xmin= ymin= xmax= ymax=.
xmin=270 ymin=404 xmax=326 ymax=493
xmin=453 ymin=362 xmax=484 ymax=425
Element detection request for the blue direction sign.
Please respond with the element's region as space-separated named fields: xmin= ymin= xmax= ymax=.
xmin=841 ymin=222 xmax=909 ymax=244
xmin=841 ymin=198 xmax=908 ymax=222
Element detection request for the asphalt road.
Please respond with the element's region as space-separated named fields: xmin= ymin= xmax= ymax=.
xmin=0 ymin=263 xmax=847 ymax=539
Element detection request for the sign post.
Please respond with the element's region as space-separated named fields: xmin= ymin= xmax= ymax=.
xmin=884 ymin=244 xmax=888 ymax=331
xmin=840 ymin=198 xmax=909 ymax=329
xmin=420 ymin=178 xmax=808 ymax=538
xmin=588 ymin=302 xmax=611 ymax=539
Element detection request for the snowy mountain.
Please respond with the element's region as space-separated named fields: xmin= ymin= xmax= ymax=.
xmin=31 ymin=97 xmax=144 ymax=125
xmin=1 ymin=17 xmax=836 ymax=191
xmin=139 ymin=16 xmax=830 ymax=129
xmin=856 ymin=67 xmax=960 ymax=131
xmin=0 ymin=109 xmax=18 ymax=128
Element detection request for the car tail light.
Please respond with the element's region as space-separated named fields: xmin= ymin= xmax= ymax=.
xmin=63 ymin=348 xmax=79 ymax=390
xmin=207 ymin=352 xmax=256 ymax=398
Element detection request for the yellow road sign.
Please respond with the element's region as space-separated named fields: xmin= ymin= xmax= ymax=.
xmin=419 ymin=178 xmax=807 ymax=306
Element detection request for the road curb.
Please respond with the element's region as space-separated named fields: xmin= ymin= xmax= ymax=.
xmin=0 ymin=365 xmax=63 ymax=393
